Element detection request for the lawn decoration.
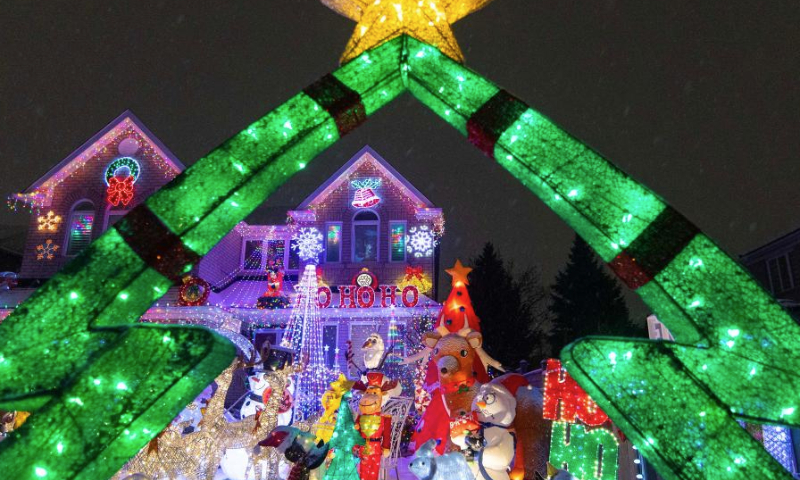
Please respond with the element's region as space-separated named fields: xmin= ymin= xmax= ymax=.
xmin=1 ymin=1 xmax=798 ymax=478
xmin=469 ymin=374 xmax=529 ymax=480
xmin=352 ymin=372 xmax=399 ymax=480
xmin=259 ymin=426 xmax=330 ymax=480
xmin=408 ymin=439 xmax=472 ymax=480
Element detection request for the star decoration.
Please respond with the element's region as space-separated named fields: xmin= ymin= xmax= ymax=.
xmin=446 ymin=259 xmax=472 ymax=285
xmin=321 ymin=0 xmax=496 ymax=63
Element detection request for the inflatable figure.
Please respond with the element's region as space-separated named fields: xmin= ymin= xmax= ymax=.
xmin=468 ymin=375 xmax=529 ymax=480
xmin=409 ymin=439 xmax=471 ymax=480
xmin=352 ymin=372 xmax=398 ymax=480
xmin=314 ymin=374 xmax=355 ymax=443
xmin=260 ymin=426 xmax=330 ymax=480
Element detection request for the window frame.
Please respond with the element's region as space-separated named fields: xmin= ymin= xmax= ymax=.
xmin=322 ymin=322 xmax=340 ymax=369
xmin=767 ymin=253 xmax=794 ymax=294
xmin=351 ymin=210 xmax=380 ymax=263
xmin=324 ymin=222 xmax=343 ymax=264
xmin=241 ymin=238 xmax=266 ymax=272
xmin=64 ymin=200 xmax=96 ymax=257
xmin=102 ymin=204 xmax=129 ymax=232
xmin=388 ymin=220 xmax=407 ymax=263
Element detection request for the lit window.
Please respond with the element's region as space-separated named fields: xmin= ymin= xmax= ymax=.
xmin=325 ymin=223 xmax=343 ymax=263
xmin=768 ymin=254 xmax=794 ymax=294
xmin=66 ymin=201 xmax=95 ymax=256
xmin=389 ymin=221 xmax=406 ymax=262
xmin=353 ymin=211 xmax=379 ymax=262
xmin=266 ymin=240 xmax=285 ymax=269
xmin=243 ymin=240 xmax=263 ymax=270
xmin=323 ymin=324 xmax=338 ymax=368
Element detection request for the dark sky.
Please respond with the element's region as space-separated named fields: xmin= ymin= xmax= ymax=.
xmin=1 ymin=1 xmax=799 ymax=318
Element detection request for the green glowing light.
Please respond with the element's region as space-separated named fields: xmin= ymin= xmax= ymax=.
xmin=35 ymin=467 xmax=47 ymax=477
xmin=118 ymin=292 xmax=128 ymax=300
xmin=69 ymin=292 xmax=78 ymax=300
xmin=116 ymin=382 xmax=128 ymax=391
xmin=727 ymin=329 xmax=740 ymax=337
xmin=68 ymin=397 xmax=84 ymax=407
xmin=298 ymin=162 xmax=307 ymax=169
xmin=92 ymin=378 xmax=101 ymax=385
xmin=56 ymin=443 xmax=64 ymax=454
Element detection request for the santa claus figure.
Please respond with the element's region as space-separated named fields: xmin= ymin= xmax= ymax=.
xmin=352 ymin=372 xmax=399 ymax=480
xmin=468 ymin=374 xmax=530 ymax=480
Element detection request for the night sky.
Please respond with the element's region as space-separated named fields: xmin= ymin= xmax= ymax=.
xmin=1 ymin=1 xmax=799 ymax=318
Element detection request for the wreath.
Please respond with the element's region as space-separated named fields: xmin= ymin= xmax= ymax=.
xmin=104 ymin=157 xmax=141 ymax=185
xmin=178 ymin=276 xmax=211 ymax=306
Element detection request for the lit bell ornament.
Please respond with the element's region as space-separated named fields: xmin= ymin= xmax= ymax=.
xmin=351 ymin=187 xmax=380 ymax=208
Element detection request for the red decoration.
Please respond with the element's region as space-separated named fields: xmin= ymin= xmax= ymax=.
xmin=317 ymin=286 xmax=332 ymax=308
xmin=352 ymin=268 xmax=378 ymax=288
xmin=356 ymin=286 xmax=375 ymax=308
xmin=404 ymin=265 xmax=424 ymax=282
xmin=339 ymin=285 xmax=357 ymax=308
xmin=352 ymin=372 xmax=397 ymax=480
xmin=543 ymin=358 xmax=609 ymax=426
xmin=401 ymin=285 xmax=419 ymax=307
xmin=178 ymin=276 xmax=211 ymax=307
xmin=106 ymin=175 xmax=135 ymax=207
xmin=378 ymin=285 xmax=396 ymax=308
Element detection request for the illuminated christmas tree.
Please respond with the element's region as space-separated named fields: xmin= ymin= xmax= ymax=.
xmin=282 ymin=264 xmax=328 ymax=421
xmin=323 ymin=391 xmax=364 ymax=480
xmin=411 ymin=260 xmax=494 ymax=453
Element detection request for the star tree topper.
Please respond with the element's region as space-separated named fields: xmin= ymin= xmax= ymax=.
xmin=446 ymin=259 xmax=472 ymax=285
xmin=321 ymin=0 xmax=496 ymax=63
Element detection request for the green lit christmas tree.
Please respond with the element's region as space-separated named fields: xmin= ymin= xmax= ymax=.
xmin=323 ymin=391 xmax=364 ymax=480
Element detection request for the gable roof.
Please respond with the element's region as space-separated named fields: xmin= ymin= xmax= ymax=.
xmin=10 ymin=110 xmax=184 ymax=208
xmin=297 ymin=145 xmax=435 ymax=209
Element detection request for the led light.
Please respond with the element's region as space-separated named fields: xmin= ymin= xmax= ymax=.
xmin=116 ymin=382 xmax=128 ymax=391
xmin=35 ymin=467 xmax=47 ymax=477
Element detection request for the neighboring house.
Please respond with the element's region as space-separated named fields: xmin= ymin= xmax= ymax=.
xmin=740 ymin=227 xmax=800 ymax=319
xmin=0 ymin=112 xmax=444 ymax=373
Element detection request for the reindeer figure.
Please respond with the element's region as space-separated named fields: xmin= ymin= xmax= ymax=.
xmin=116 ymin=346 xmax=296 ymax=480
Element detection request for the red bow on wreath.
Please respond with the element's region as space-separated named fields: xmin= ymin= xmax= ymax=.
xmin=107 ymin=176 xmax=135 ymax=207
xmin=404 ymin=265 xmax=424 ymax=282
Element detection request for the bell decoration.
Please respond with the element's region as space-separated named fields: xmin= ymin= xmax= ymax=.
xmin=352 ymin=187 xmax=380 ymax=208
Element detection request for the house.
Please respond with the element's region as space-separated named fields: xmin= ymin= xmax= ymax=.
xmin=1 ymin=112 xmax=444 ymax=374
xmin=740 ymin=227 xmax=800 ymax=318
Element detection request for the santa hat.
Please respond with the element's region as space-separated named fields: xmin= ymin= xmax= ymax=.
xmin=494 ymin=373 xmax=529 ymax=398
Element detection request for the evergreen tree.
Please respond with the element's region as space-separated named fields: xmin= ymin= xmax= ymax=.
xmin=469 ymin=243 xmax=551 ymax=368
xmin=323 ymin=391 xmax=364 ymax=480
xmin=550 ymin=234 xmax=639 ymax=356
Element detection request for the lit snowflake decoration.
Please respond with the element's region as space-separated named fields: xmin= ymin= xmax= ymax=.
xmin=406 ymin=225 xmax=435 ymax=258
xmin=37 ymin=211 xmax=62 ymax=232
xmin=36 ymin=239 xmax=59 ymax=260
xmin=292 ymin=227 xmax=324 ymax=262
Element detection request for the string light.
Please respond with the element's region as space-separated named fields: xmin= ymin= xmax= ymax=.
xmin=291 ymin=228 xmax=324 ymax=262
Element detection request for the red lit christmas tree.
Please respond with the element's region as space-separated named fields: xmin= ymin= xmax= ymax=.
xmin=411 ymin=260 xmax=493 ymax=453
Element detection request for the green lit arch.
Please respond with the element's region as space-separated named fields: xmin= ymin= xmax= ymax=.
xmin=0 ymin=35 xmax=798 ymax=479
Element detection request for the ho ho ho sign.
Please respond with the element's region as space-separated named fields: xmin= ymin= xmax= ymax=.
xmin=316 ymin=285 xmax=419 ymax=309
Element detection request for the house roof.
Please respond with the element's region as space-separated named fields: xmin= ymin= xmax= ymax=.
xmin=740 ymin=227 xmax=800 ymax=263
xmin=297 ymin=145 xmax=435 ymax=209
xmin=10 ymin=110 xmax=184 ymax=208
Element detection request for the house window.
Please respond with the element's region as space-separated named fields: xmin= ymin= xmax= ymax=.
xmin=353 ymin=211 xmax=379 ymax=262
xmin=288 ymin=238 xmax=300 ymax=270
xmin=767 ymin=254 xmax=794 ymax=294
xmin=325 ymin=223 xmax=343 ymax=263
xmin=389 ymin=221 xmax=406 ymax=262
xmin=266 ymin=240 xmax=286 ymax=269
xmin=66 ymin=201 xmax=95 ymax=256
xmin=323 ymin=324 xmax=338 ymax=369
xmin=243 ymin=240 xmax=264 ymax=270
xmin=103 ymin=204 xmax=128 ymax=231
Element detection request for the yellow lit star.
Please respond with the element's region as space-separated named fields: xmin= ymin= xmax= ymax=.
xmin=446 ymin=259 xmax=473 ymax=286
xmin=321 ymin=0 xmax=496 ymax=63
